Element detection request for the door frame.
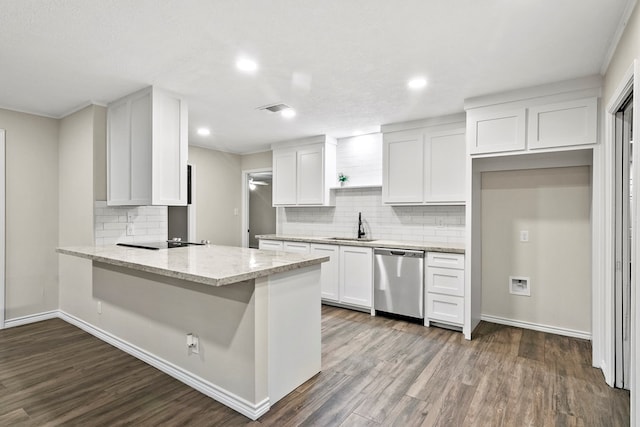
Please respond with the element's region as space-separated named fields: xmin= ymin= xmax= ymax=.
xmin=602 ymin=59 xmax=638 ymax=426
xmin=241 ymin=167 xmax=273 ymax=248
xmin=187 ymin=163 xmax=196 ymax=242
xmin=603 ymin=61 xmax=636 ymax=385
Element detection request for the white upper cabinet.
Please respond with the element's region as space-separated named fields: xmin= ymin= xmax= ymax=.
xmin=467 ymin=108 xmax=526 ymax=155
xmin=107 ymin=86 xmax=187 ymax=206
xmin=382 ymin=117 xmax=466 ymax=205
xmin=382 ymin=130 xmax=424 ymax=203
xmin=527 ymin=97 xmax=597 ymax=149
xmin=466 ymin=84 xmax=599 ymax=156
xmin=272 ymin=136 xmax=337 ymax=207
xmin=273 ymin=151 xmax=297 ymax=205
xmin=425 ymin=129 xmax=466 ymax=203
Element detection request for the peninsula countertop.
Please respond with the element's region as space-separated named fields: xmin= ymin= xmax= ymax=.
xmin=256 ymin=234 xmax=465 ymax=254
xmin=57 ymin=244 xmax=329 ymax=287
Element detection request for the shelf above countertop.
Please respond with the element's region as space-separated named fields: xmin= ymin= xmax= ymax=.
xmin=329 ymin=184 xmax=382 ymax=190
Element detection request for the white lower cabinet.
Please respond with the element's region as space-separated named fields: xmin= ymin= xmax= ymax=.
xmin=262 ymin=240 xmax=373 ymax=309
xmin=310 ymin=244 xmax=340 ymax=302
xmin=426 ymin=252 xmax=465 ymax=327
xmin=339 ymin=246 xmax=373 ymax=309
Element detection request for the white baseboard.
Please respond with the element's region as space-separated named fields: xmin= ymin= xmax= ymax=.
xmin=481 ymin=314 xmax=591 ymax=340
xmin=57 ymin=311 xmax=270 ymax=421
xmin=4 ymin=309 xmax=269 ymax=420
xmin=4 ymin=310 xmax=59 ymax=328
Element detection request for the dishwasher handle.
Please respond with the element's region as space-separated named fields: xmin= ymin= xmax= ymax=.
xmin=374 ymin=248 xmax=424 ymax=258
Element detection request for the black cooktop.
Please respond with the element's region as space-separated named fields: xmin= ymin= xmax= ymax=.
xmin=116 ymin=241 xmax=205 ymax=250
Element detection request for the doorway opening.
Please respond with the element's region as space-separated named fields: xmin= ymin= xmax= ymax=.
xmin=241 ymin=169 xmax=276 ymax=248
xmin=614 ymin=92 xmax=633 ymax=390
xmin=168 ymin=164 xmax=196 ymax=242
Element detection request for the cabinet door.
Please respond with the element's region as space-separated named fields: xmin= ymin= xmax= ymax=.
xmin=283 ymin=241 xmax=310 ymax=253
xmin=151 ymin=88 xmax=188 ymax=206
xmin=258 ymin=240 xmax=283 ymax=251
xmin=129 ymin=91 xmax=153 ymax=204
xmin=297 ymin=146 xmax=324 ymax=205
xmin=468 ymin=108 xmax=526 ymax=154
xmin=527 ymin=97 xmax=597 ymax=149
xmin=311 ymin=244 xmax=340 ymax=302
xmin=424 ymin=128 xmax=466 ymax=203
xmin=382 ymin=130 xmax=424 ymax=204
xmin=273 ymin=150 xmax=297 ymax=205
xmin=107 ymin=99 xmax=132 ymax=205
xmin=339 ymin=246 xmax=373 ymax=308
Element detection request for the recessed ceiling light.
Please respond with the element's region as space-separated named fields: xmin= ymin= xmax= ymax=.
xmin=408 ymin=77 xmax=427 ymax=90
xmin=197 ymin=128 xmax=211 ymax=136
xmin=236 ymin=58 xmax=258 ymax=72
xmin=281 ymin=108 xmax=296 ymax=119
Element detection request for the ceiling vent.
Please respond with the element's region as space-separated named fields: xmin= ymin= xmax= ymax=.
xmin=257 ymin=103 xmax=291 ymax=113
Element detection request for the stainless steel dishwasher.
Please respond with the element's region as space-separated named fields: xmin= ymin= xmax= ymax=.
xmin=374 ymin=248 xmax=425 ymax=320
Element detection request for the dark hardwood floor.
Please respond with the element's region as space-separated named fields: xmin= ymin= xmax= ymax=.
xmin=0 ymin=306 xmax=629 ymax=426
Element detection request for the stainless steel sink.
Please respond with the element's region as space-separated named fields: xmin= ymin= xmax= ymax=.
xmin=327 ymin=237 xmax=377 ymax=242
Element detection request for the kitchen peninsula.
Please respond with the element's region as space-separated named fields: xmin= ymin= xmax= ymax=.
xmin=57 ymin=244 xmax=328 ymax=420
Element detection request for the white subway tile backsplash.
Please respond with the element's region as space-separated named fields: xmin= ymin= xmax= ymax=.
xmin=277 ymin=187 xmax=465 ymax=245
xmin=94 ymin=201 xmax=167 ymax=245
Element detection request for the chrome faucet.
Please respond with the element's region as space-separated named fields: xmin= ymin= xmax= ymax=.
xmin=358 ymin=212 xmax=366 ymax=239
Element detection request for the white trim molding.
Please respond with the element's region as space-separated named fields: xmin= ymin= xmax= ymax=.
xmin=481 ymin=314 xmax=592 ymax=341
xmin=600 ymin=0 xmax=639 ymax=74
xmin=4 ymin=310 xmax=58 ymax=329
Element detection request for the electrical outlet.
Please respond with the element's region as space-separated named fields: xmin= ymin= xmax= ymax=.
xmin=97 ymin=301 xmax=102 ymax=314
xmin=520 ymin=230 xmax=529 ymax=242
xmin=187 ymin=333 xmax=199 ymax=354
xmin=437 ymin=217 xmax=445 ymax=228
xmin=126 ymin=224 xmax=135 ymax=235
xmin=233 ymin=208 xmax=239 ymax=216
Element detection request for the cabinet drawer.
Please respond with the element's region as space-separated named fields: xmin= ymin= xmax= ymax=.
xmin=284 ymin=241 xmax=310 ymax=254
xmin=259 ymin=240 xmax=283 ymax=251
xmin=426 ymin=293 xmax=464 ymax=325
xmin=426 ymin=267 xmax=464 ymax=297
xmin=427 ymin=252 xmax=464 ymax=269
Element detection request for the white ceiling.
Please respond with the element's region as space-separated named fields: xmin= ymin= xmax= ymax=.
xmin=0 ymin=0 xmax=632 ymax=154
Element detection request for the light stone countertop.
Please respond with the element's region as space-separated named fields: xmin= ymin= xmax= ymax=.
xmin=256 ymin=234 xmax=465 ymax=254
xmin=57 ymin=244 xmax=329 ymax=287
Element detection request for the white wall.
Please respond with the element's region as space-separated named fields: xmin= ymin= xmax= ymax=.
xmin=278 ymin=187 xmax=464 ymax=244
xmin=241 ymin=150 xmax=272 ymax=171
xmin=58 ymin=105 xmax=100 ymax=322
xmin=0 ymin=108 xmax=59 ymax=319
xmin=481 ymin=166 xmax=592 ymax=335
xmin=335 ymin=133 xmax=382 ymax=186
xmin=94 ymin=202 xmax=168 ymax=245
xmin=189 ymin=146 xmax=242 ymax=246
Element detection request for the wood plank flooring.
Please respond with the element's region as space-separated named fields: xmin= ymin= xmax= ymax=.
xmin=0 ymin=306 xmax=629 ymax=426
